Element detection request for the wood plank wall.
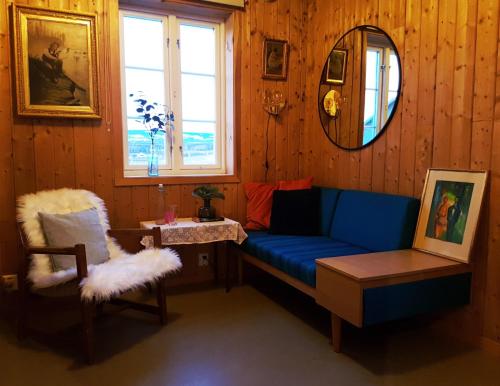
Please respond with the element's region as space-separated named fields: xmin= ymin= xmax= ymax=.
xmin=1 ymin=0 xmax=499 ymax=349
xmin=0 ymin=0 xmax=305 ymax=284
xmin=302 ymin=0 xmax=500 ymax=346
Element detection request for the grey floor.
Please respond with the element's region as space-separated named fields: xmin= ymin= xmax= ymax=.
xmin=1 ymin=280 xmax=500 ymax=386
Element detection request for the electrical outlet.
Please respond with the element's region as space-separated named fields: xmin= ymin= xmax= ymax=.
xmin=198 ymin=253 xmax=209 ymax=267
xmin=1 ymin=275 xmax=18 ymax=292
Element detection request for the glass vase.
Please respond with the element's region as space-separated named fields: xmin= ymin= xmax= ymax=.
xmin=148 ymin=141 xmax=159 ymax=177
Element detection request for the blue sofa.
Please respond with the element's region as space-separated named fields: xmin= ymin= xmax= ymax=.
xmin=239 ymin=187 xmax=471 ymax=329
xmin=242 ymin=187 xmax=420 ymax=287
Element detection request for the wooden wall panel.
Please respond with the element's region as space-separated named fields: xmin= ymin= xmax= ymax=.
xmin=398 ymin=0 xmax=419 ymax=196
xmin=0 ymin=0 xmax=16 ymax=274
xmin=414 ymin=0 xmax=437 ymax=194
xmin=0 ymin=0 xmax=305 ymax=285
xmin=1 ymin=0 xmax=499 ymax=350
xmin=302 ymin=0 xmax=500 ymax=347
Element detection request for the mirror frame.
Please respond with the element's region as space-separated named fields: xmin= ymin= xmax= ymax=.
xmin=317 ymin=25 xmax=402 ymax=151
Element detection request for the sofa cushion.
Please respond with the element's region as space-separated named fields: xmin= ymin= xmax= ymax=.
xmin=363 ymin=273 xmax=471 ymax=326
xmin=318 ymin=187 xmax=342 ymax=236
xmin=269 ymin=189 xmax=320 ymax=236
xmin=243 ymin=182 xmax=277 ymax=230
xmin=242 ymin=231 xmax=370 ymax=287
xmin=278 ymin=176 xmax=313 ymax=190
xmin=330 ymin=190 xmax=420 ymax=252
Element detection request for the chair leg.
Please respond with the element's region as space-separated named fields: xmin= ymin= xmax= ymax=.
xmin=156 ymin=276 xmax=167 ymax=325
xmin=17 ymin=282 xmax=29 ymax=341
xmin=80 ymin=300 xmax=95 ymax=364
xmin=95 ymin=302 xmax=104 ymax=318
xmin=331 ymin=313 xmax=342 ymax=353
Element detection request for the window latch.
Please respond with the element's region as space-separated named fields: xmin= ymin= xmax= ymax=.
xmin=179 ymin=145 xmax=183 ymax=155
xmin=176 ymin=39 xmax=180 ymax=49
xmin=166 ymin=38 xmax=170 ymax=47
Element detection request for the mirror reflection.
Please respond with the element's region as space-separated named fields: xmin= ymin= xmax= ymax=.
xmin=318 ymin=25 xmax=401 ymax=150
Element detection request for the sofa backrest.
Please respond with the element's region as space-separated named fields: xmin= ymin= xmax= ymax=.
xmin=318 ymin=187 xmax=342 ymax=236
xmin=329 ymin=190 xmax=420 ymax=251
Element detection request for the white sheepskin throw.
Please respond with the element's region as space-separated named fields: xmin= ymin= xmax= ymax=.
xmin=17 ymin=188 xmax=182 ymax=301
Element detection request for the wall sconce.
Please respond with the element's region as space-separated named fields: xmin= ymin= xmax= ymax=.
xmin=261 ymin=89 xmax=286 ymax=181
xmin=262 ymin=89 xmax=286 ymax=116
xmin=323 ymin=90 xmax=346 ymax=119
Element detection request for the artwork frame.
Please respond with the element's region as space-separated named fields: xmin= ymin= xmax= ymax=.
xmin=413 ymin=169 xmax=488 ymax=264
xmin=12 ymin=5 xmax=100 ymax=119
xmin=325 ymin=49 xmax=347 ymax=85
xmin=262 ymin=39 xmax=289 ymax=81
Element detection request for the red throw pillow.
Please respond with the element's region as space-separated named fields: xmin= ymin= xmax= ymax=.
xmin=244 ymin=182 xmax=277 ymax=230
xmin=278 ymin=176 xmax=313 ymax=191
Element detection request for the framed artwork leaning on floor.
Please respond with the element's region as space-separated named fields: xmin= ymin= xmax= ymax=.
xmin=413 ymin=169 xmax=488 ymax=263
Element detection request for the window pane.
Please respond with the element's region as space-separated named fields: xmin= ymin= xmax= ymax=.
xmin=365 ymin=50 xmax=380 ymax=89
xmin=182 ymin=121 xmax=216 ymax=165
xmin=364 ymin=89 xmax=378 ymax=128
xmin=127 ymin=119 xmax=167 ymax=166
xmin=180 ymin=24 xmax=215 ymax=75
xmin=125 ymin=68 xmax=165 ymax=117
xmin=363 ymin=126 xmax=377 ymax=145
xmin=181 ymin=74 xmax=216 ymax=121
xmin=388 ymin=53 xmax=400 ymax=91
xmin=123 ymin=16 xmax=164 ymax=70
xmin=388 ymin=91 xmax=398 ymax=116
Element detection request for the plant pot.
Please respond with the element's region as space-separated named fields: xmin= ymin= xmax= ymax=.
xmin=198 ymin=198 xmax=215 ymax=219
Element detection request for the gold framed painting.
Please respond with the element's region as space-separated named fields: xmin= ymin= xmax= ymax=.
xmin=325 ymin=49 xmax=347 ymax=85
xmin=12 ymin=5 xmax=100 ymax=119
xmin=262 ymin=39 xmax=289 ymax=80
xmin=413 ymin=169 xmax=488 ymax=264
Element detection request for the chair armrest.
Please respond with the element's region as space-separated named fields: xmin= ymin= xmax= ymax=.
xmin=16 ymin=222 xmax=89 ymax=280
xmin=26 ymin=244 xmax=89 ymax=280
xmin=108 ymin=227 xmax=162 ymax=248
xmin=27 ymin=246 xmax=81 ymax=255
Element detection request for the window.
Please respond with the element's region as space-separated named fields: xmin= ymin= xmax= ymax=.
xmin=363 ymin=35 xmax=399 ymax=145
xmin=119 ymin=11 xmax=228 ymax=177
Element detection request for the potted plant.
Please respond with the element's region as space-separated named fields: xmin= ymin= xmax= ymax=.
xmin=129 ymin=92 xmax=174 ymax=176
xmin=192 ymin=185 xmax=225 ymax=220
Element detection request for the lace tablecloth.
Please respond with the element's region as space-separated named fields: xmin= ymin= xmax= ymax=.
xmin=140 ymin=218 xmax=248 ymax=247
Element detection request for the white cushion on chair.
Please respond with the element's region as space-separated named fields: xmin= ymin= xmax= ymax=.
xmin=17 ymin=188 xmax=182 ymax=295
xmin=39 ymin=208 xmax=110 ymax=271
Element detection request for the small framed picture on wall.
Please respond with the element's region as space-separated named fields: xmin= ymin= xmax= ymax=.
xmin=325 ymin=49 xmax=347 ymax=85
xmin=262 ymin=39 xmax=289 ymax=81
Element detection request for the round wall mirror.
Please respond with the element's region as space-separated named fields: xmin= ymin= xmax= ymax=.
xmin=318 ymin=25 xmax=402 ymax=150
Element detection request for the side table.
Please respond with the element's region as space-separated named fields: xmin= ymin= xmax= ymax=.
xmin=140 ymin=217 xmax=248 ymax=290
xmin=316 ymin=249 xmax=471 ymax=352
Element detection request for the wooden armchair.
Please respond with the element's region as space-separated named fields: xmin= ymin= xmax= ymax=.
xmin=16 ymin=189 xmax=181 ymax=364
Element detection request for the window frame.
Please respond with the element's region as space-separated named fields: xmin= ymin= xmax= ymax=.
xmin=120 ymin=11 xmax=173 ymax=175
xmin=364 ymin=44 xmax=396 ymax=143
xmin=114 ymin=7 xmax=236 ymax=185
xmin=175 ymin=18 xmax=226 ymax=173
